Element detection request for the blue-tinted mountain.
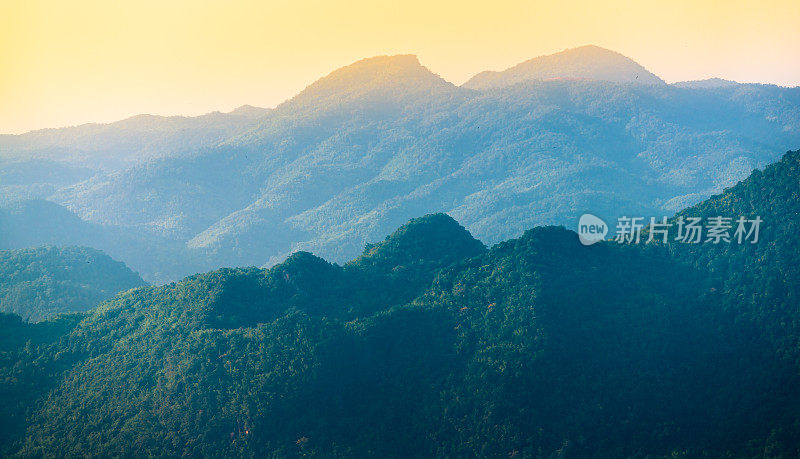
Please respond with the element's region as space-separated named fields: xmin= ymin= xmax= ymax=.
xmin=462 ymin=45 xmax=666 ymax=89
xmin=673 ymin=77 xmax=740 ymax=89
xmin=0 ymin=106 xmax=269 ymax=169
xmin=0 ymin=106 xmax=269 ymax=205
xmin=0 ymin=200 xmax=212 ymax=283
xmin=5 ymin=50 xmax=800 ymax=282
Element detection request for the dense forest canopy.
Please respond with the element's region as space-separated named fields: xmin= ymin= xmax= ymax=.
xmin=0 ymin=246 xmax=146 ymax=322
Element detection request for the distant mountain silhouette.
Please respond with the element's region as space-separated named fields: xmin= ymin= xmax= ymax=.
xmin=673 ymin=78 xmax=740 ymax=89
xmin=0 ymin=105 xmax=269 ymax=170
xmin=283 ymin=55 xmax=455 ymax=108
xmin=463 ymin=45 xmax=666 ymax=89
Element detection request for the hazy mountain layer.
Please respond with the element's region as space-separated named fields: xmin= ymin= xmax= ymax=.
xmin=0 ymin=106 xmax=269 ymax=205
xmin=0 ymin=200 xmax=212 ymax=283
xmin=462 ymin=45 xmax=666 ymax=89
xmin=4 ymin=50 xmax=800 ymax=282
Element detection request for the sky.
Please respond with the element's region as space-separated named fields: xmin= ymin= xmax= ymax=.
xmin=1 ymin=0 xmax=799 ymax=134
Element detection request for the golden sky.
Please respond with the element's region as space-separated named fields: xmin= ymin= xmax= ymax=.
xmin=1 ymin=0 xmax=799 ymax=134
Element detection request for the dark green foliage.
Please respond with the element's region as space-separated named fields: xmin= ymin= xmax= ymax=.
xmin=0 ymin=246 xmax=146 ymax=321
xmin=206 ymin=213 xmax=486 ymax=327
xmin=668 ymin=149 xmax=800 ymax=346
xmin=417 ymin=227 xmax=772 ymax=456
xmin=659 ymin=150 xmax=800 ymax=453
xmin=0 ymin=312 xmax=83 ymax=453
xmin=343 ymin=213 xmax=487 ymax=317
xmin=352 ymin=213 xmax=487 ymax=272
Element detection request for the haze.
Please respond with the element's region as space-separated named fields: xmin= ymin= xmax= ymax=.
xmin=2 ymin=0 xmax=799 ymax=134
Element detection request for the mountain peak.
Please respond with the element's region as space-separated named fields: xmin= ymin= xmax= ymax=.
xmin=673 ymin=78 xmax=739 ymax=89
xmin=347 ymin=54 xmax=422 ymax=69
xmin=349 ymin=213 xmax=486 ymax=271
xmin=318 ymin=54 xmax=427 ymax=80
xmin=463 ymin=45 xmax=665 ymax=90
xmin=283 ymin=54 xmax=455 ymax=109
xmin=228 ymin=104 xmax=269 ymax=118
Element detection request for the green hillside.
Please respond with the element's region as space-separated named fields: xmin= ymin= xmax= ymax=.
xmin=4 ymin=145 xmax=800 ymax=457
xmin=0 ymin=246 xmax=146 ymax=321
xmin=663 ymin=150 xmax=800 ymax=450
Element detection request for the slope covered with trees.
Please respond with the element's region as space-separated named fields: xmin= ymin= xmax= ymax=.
xmin=3 ymin=146 xmax=800 ymax=456
xmin=659 ymin=150 xmax=800 ymax=450
xmin=0 ymin=313 xmax=84 ymax=450
xmin=0 ymin=246 xmax=146 ymax=321
xmin=668 ymin=149 xmax=800 ymax=346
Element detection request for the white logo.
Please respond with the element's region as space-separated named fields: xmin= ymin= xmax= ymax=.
xmin=578 ymin=214 xmax=608 ymax=246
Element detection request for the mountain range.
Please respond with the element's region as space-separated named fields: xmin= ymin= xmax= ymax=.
xmin=2 ymin=149 xmax=799 ymax=456
xmin=2 ymin=45 xmax=799 ymax=282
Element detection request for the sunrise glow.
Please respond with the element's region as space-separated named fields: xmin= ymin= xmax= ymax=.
xmin=2 ymin=0 xmax=799 ymax=134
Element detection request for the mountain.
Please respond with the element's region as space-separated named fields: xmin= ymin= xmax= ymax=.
xmin=0 ymin=200 xmax=211 ymax=283
xmin=5 ymin=50 xmax=800 ymax=283
xmin=462 ymin=45 xmax=666 ymax=89
xmin=277 ymin=55 xmax=456 ymax=112
xmin=0 ymin=106 xmax=269 ymax=169
xmin=6 ymin=154 xmax=800 ymax=455
xmin=664 ymin=149 xmax=800 ymax=376
xmin=205 ymin=214 xmax=486 ymax=328
xmin=0 ymin=246 xmax=146 ymax=321
xmin=0 ymin=312 xmax=83 ymax=448
xmin=351 ymin=213 xmax=486 ymax=270
xmin=673 ymin=78 xmax=740 ymax=89
xmin=0 ymin=106 xmax=270 ymax=206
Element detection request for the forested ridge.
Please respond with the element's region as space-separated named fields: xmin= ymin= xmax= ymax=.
xmin=0 ymin=246 xmax=146 ymax=321
xmin=2 ymin=151 xmax=800 ymax=456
